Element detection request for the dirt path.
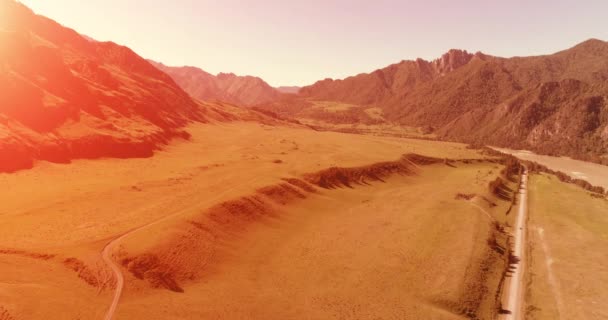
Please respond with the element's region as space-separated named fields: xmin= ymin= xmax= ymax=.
xmin=102 ymin=234 xmax=127 ymax=320
xmin=502 ymin=170 xmax=528 ymax=319
xmin=536 ymin=227 xmax=564 ymax=318
xmin=101 ymin=177 xmax=260 ymax=320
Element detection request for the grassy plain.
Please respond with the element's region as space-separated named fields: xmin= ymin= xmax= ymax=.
xmin=0 ymin=121 xmax=511 ymax=319
xmin=525 ymin=174 xmax=608 ymax=320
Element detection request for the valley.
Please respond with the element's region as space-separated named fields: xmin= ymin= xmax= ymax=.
xmin=2 ymin=1 xmax=607 ymax=319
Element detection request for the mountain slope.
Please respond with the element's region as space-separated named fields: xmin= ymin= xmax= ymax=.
xmin=150 ymin=61 xmax=283 ymax=106
xmin=438 ymin=79 xmax=608 ymax=159
xmin=297 ymin=40 xmax=608 ymax=163
xmin=0 ymin=0 xmax=275 ymax=172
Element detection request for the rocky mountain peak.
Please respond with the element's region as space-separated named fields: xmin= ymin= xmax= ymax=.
xmin=432 ymin=49 xmax=475 ymax=74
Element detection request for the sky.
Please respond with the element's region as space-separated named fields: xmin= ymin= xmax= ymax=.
xmin=20 ymin=0 xmax=608 ymax=87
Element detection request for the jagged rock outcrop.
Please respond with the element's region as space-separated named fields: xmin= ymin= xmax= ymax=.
xmin=432 ymin=49 xmax=476 ymax=74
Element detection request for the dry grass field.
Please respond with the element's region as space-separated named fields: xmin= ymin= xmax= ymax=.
xmin=0 ymin=121 xmax=515 ymax=320
xmin=116 ymin=162 xmax=510 ymax=319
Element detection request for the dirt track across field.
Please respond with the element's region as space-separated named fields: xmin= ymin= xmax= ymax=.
xmin=502 ymin=170 xmax=528 ymax=320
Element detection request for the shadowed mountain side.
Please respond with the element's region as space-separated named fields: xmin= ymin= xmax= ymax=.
xmin=438 ymin=79 xmax=608 ymax=159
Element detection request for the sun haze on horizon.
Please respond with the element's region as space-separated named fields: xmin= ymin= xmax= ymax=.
xmin=18 ymin=0 xmax=608 ymax=87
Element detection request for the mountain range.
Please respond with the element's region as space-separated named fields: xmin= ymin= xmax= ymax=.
xmin=263 ymin=41 xmax=608 ymax=164
xmin=1 ymin=0 xmax=606 ymax=169
xmin=150 ymin=61 xmax=285 ymax=106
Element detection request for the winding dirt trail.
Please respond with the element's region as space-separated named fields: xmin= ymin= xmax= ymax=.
xmin=102 ymin=234 xmax=127 ymax=320
xmin=101 ymin=177 xmax=260 ymax=320
xmin=502 ymin=169 xmax=528 ymax=320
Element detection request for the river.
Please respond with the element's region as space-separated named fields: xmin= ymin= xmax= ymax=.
xmin=494 ymin=148 xmax=608 ymax=190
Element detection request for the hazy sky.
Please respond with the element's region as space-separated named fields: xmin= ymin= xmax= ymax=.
xmin=21 ymin=0 xmax=608 ymax=86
